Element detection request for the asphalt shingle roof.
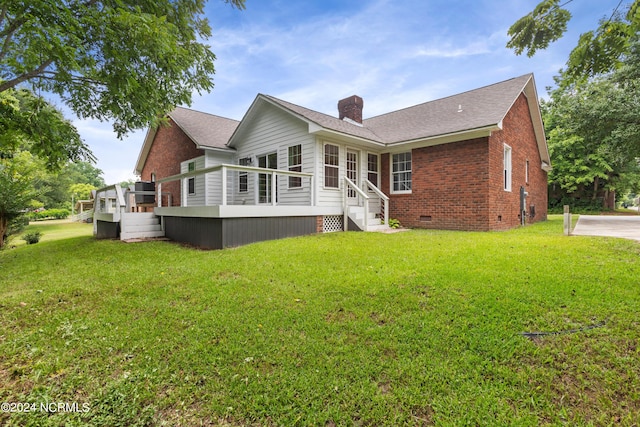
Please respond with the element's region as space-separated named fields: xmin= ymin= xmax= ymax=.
xmin=263 ymin=74 xmax=533 ymax=146
xmin=365 ymin=74 xmax=532 ymax=144
xmin=169 ymin=107 xmax=239 ymax=150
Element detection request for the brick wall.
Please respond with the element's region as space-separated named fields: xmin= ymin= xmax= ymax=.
xmin=382 ymin=138 xmax=492 ymax=231
xmin=140 ymin=119 xmax=204 ymax=206
xmin=487 ymin=93 xmax=548 ymax=229
xmin=381 ymin=93 xmax=548 ymax=231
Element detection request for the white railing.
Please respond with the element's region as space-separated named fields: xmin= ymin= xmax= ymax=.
xmin=343 ymin=177 xmax=370 ymax=230
xmin=343 ymin=178 xmax=390 ymax=231
xmin=364 ymin=179 xmax=389 ymax=227
xmin=94 ymin=184 xmax=126 ymax=220
xmin=72 ymin=209 xmax=94 ymax=222
xmin=155 ymin=164 xmax=315 ymax=207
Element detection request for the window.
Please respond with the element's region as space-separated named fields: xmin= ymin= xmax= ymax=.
xmin=324 ymin=144 xmax=339 ymax=188
xmin=187 ymin=161 xmax=195 ymax=195
xmin=504 ymin=145 xmax=512 ymax=191
xmin=525 ymin=159 xmax=529 ymax=185
xmin=367 ymin=153 xmax=379 ymax=186
xmin=288 ymin=145 xmax=302 ymax=188
xmin=238 ymin=157 xmax=251 ymax=193
xmin=392 ymin=152 xmax=412 ymax=193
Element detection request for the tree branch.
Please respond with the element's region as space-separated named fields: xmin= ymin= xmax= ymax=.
xmin=0 ymin=59 xmax=54 ymax=93
xmin=0 ymin=4 xmax=8 ymax=29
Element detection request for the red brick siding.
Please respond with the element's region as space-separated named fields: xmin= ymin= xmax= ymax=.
xmin=488 ymin=93 xmax=548 ymax=229
xmin=140 ymin=119 xmax=204 ymax=206
xmin=381 ymin=93 xmax=547 ymax=231
xmin=382 ymin=139 xmax=491 ymax=231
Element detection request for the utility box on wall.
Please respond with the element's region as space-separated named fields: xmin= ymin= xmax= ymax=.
xmin=134 ymin=181 xmax=156 ymax=204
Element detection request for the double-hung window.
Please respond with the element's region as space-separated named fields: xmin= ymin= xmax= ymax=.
xmin=324 ymin=144 xmax=339 ymax=188
xmin=504 ymin=144 xmax=512 ymax=192
xmin=367 ymin=153 xmax=379 ymax=187
xmin=238 ymin=157 xmax=251 ymax=193
xmin=288 ymin=145 xmax=302 ymax=188
xmin=391 ymin=152 xmax=412 ymax=193
xmin=187 ymin=161 xmax=196 ymax=195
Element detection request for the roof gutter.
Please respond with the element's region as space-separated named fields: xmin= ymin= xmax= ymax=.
xmin=383 ymin=124 xmax=500 ymax=153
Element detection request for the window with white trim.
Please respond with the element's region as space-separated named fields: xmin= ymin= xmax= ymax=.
xmin=367 ymin=153 xmax=379 ymax=187
xmin=324 ymin=144 xmax=339 ymax=188
xmin=238 ymin=157 xmax=251 ymax=193
xmin=503 ymin=144 xmax=512 ymax=192
xmin=391 ymin=152 xmax=412 ymax=193
xmin=187 ymin=161 xmax=195 ymax=195
xmin=525 ymin=159 xmax=529 ymax=184
xmin=288 ymin=145 xmax=302 ymax=188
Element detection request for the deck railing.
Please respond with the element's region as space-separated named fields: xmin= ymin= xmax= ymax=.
xmin=155 ymin=164 xmax=315 ymax=207
xmin=364 ymin=179 xmax=389 ymax=226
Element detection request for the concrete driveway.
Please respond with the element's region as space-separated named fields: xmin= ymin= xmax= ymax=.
xmin=572 ymin=215 xmax=640 ymax=242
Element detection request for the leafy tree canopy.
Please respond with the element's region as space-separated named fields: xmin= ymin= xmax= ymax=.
xmin=0 ymin=86 xmax=92 ymax=169
xmin=507 ymin=0 xmax=640 ymax=85
xmin=544 ymin=37 xmax=640 ymax=209
xmin=0 ymin=0 xmax=245 ymax=137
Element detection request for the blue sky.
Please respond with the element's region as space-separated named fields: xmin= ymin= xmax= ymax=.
xmin=71 ymin=0 xmax=615 ymax=184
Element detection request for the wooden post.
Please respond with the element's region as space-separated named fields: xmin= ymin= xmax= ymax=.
xmin=563 ymin=205 xmax=571 ymax=236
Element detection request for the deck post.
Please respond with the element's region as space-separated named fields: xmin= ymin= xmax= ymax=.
xmin=271 ymin=171 xmax=276 ymax=206
xmin=157 ymin=183 xmax=162 ymax=207
xmin=563 ymin=205 xmax=571 ymax=236
xmin=222 ymin=166 xmax=227 ymax=206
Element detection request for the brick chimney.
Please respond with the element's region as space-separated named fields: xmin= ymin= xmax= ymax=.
xmin=338 ymin=95 xmax=363 ymax=124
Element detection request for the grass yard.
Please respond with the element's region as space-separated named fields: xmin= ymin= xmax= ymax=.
xmin=0 ymin=217 xmax=639 ymax=426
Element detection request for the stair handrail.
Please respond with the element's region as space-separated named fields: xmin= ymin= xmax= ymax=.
xmin=343 ymin=177 xmax=369 ymax=231
xmin=363 ymin=179 xmax=389 ymax=226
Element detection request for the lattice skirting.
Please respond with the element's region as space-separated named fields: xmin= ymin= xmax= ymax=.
xmin=323 ymin=215 xmax=343 ymax=233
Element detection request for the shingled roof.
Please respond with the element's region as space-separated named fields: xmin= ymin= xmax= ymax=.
xmin=136 ymin=74 xmax=549 ymax=175
xmin=365 ymin=74 xmax=534 ymax=144
xmin=135 ymin=107 xmax=239 ymax=175
xmin=169 ymin=107 xmax=239 ymax=150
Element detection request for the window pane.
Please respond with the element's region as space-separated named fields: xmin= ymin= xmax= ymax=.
xmin=392 ymin=152 xmax=412 ymax=192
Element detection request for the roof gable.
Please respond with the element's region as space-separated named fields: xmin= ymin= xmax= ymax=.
xmin=169 ymin=107 xmax=239 ymax=150
xmin=134 ymin=107 xmax=239 ymax=175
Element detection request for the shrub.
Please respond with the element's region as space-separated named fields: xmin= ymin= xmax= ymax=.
xmin=22 ymin=231 xmax=42 ymax=244
xmin=28 ymin=209 xmax=70 ymax=221
xmin=388 ymin=218 xmax=401 ymax=229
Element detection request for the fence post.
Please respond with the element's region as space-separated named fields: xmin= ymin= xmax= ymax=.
xmin=563 ymin=205 xmax=571 ymax=236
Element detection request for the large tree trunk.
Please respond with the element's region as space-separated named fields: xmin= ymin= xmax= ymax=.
xmin=592 ymin=177 xmax=600 ymax=201
xmin=0 ymin=214 xmax=8 ymax=249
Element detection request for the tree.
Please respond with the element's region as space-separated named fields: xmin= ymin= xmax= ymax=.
xmin=507 ymin=0 xmax=640 ymax=85
xmin=0 ymin=86 xmax=92 ymax=169
xmin=544 ymin=53 xmax=640 ymax=210
xmin=70 ymin=183 xmax=96 ymax=201
xmin=0 ymin=0 xmax=245 ymax=137
xmin=0 ymin=151 xmax=42 ymax=248
xmin=0 ymin=87 xmax=92 ymax=247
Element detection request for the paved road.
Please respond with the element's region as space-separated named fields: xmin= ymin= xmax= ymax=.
xmin=572 ymin=215 xmax=640 ymax=242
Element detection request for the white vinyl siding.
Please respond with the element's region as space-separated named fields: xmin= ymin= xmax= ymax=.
xmin=230 ymin=106 xmax=315 ymax=206
xmin=181 ymin=156 xmax=206 ymax=206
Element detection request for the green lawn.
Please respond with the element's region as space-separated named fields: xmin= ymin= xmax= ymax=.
xmin=1 ymin=217 xmax=639 ymax=426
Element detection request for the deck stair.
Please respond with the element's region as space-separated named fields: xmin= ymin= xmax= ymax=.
xmin=347 ymin=206 xmax=390 ymax=232
xmin=120 ymin=212 xmax=164 ymax=240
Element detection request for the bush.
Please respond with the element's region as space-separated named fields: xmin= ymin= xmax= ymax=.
xmin=28 ymin=208 xmax=70 ymax=221
xmin=388 ymin=218 xmax=401 ymax=229
xmin=22 ymin=231 xmax=42 ymax=244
